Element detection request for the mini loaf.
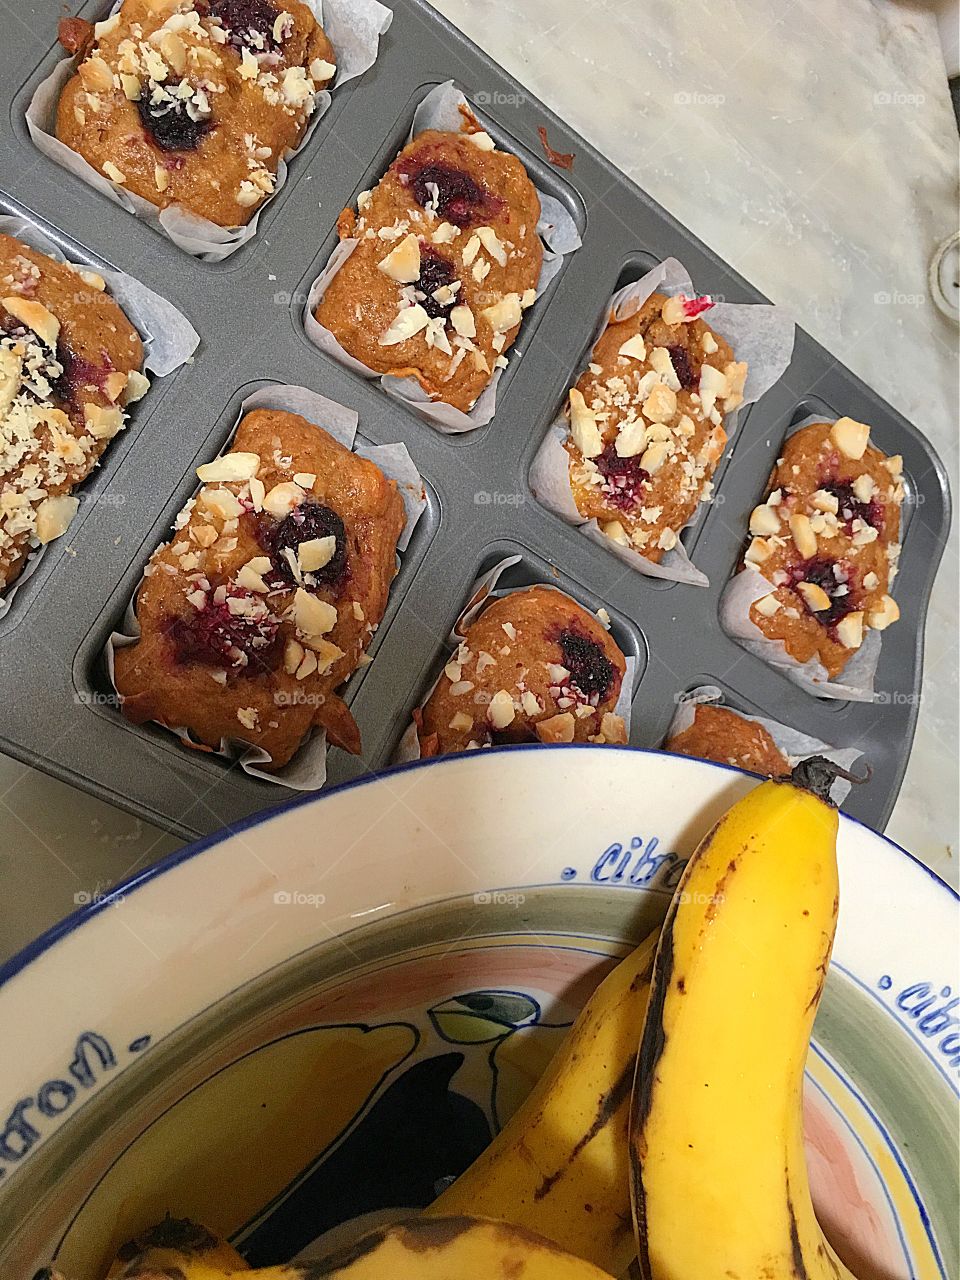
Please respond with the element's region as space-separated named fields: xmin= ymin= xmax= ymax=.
xmin=666 ymin=702 xmax=790 ymax=779
xmin=416 ymin=585 xmax=628 ymax=756
xmin=56 ymin=0 xmax=335 ymax=227
xmin=0 ymin=234 xmax=146 ymax=593
xmin=315 ymin=118 xmax=543 ymax=413
xmin=113 ymin=408 xmax=406 ymax=769
xmin=740 ymin=418 xmax=903 ymax=679
xmin=564 ymin=290 xmax=746 ymax=560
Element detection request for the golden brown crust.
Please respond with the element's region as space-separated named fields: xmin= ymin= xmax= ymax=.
xmin=316 ymin=126 xmax=543 ymax=413
xmin=0 ymin=234 xmax=145 ymax=591
xmin=666 ymin=703 xmax=791 ymax=778
xmin=565 ymin=291 xmax=745 ymax=563
xmin=418 ymin=586 xmax=627 ymax=757
xmin=740 ymin=419 xmax=903 ymax=679
xmin=55 ymin=0 xmax=334 ymax=228
xmin=114 ymin=408 xmax=407 ymax=769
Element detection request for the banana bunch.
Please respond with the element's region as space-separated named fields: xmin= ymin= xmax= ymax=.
xmin=47 ymin=758 xmax=860 ymax=1280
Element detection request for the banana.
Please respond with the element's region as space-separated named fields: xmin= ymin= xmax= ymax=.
xmin=428 ymin=927 xmax=659 ymax=1275
xmin=630 ymin=759 xmax=856 ymax=1280
xmin=301 ymin=1216 xmax=622 ymax=1279
xmin=104 ymin=1216 xmax=248 ymax=1279
xmin=50 ymin=1216 xmax=620 ymax=1280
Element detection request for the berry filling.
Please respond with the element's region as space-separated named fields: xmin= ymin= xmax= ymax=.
xmin=666 ymin=344 xmax=697 ymax=390
xmin=203 ymin=0 xmax=281 ymax=51
xmin=138 ymin=97 xmax=211 ymax=152
xmin=787 ymin=556 xmax=858 ymax=631
xmin=51 ymin=343 xmax=114 ymax=404
xmin=263 ymin=501 xmax=348 ymax=589
xmin=415 ymin=246 xmax=457 ymax=319
xmin=168 ymin=585 xmax=281 ymax=671
xmin=557 ymin=628 xmax=616 ymax=703
xmin=827 ymin=482 xmax=885 ymax=535
xmin=399 ymin=160 xmax=503 ymax=227
xmin=595 ymin=442 xmax=649 ymax=512
xmin=680 ymin=294 xmax=714 ymax=319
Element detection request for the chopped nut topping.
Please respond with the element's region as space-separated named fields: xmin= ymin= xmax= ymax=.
xmin=378 ymin=234 xmax=421 ymax=284
xmin=749 ymin=503 xmax=780 ymax=536
xmin=830 ymin=416 xmax=870 ymax=460
xmin=293 ymin=587 xmax=337 ymax=636
xmin=35 ymin=495 xmax=79 ymax=543
xmin=536 ymin=711 xmax=575 ymax=743
xmin=569 ymin=388 xmax=603 ymax=458
xmin=789 ymin=512 xmax=817 ymax=559
xmin=197 ymin=452 xmax=260 ymax=483
xmin=866 ymin=594 xmax=899 ymax=630
xmin=835 ymin=611 xmax=864 ymax=649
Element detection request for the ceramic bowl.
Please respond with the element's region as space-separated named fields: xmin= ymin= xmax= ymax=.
xmin=0 ymin=748 xmax=955 ymax=1279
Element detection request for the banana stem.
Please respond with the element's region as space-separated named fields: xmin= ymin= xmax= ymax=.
xmin=789 ymin=755 xmax=872 ymax=805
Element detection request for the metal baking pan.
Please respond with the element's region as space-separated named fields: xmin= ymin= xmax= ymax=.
xmin=0 ymin=0 xmax=950 ymax=838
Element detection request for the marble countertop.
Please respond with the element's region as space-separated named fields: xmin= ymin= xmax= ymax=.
xmin=0 ymin=0 xmax=956 ymax=962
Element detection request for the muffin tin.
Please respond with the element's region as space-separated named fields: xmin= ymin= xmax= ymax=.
xmin=0 ymin=0 xmax=950 ymax=838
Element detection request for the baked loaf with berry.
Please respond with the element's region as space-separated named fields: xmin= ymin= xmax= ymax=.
xmin=0 ymin=234 xmax=147 ymax=593
xmin=739 ymin=418 xmax=903 ymax=679
xmin=666 ymin=702 xmax=790 ymax=778
xmin=56 ymin=0 xmax=335 ymax=228
xmin=564 ymin=291 xmax=746 ymax=560
xmin=315 ymin=119 xmax=543 ymax=413
xmin=113 ymin=408 xmax=406 ymax=769
xmin=416 ymin=586 xmax=627 ymax=756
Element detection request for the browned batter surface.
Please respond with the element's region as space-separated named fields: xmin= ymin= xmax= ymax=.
xmin=666 ymin=703 xmax=790 ymax=778
xmin=417 ymin=586 xmax=627 ymax=757
xmin=316 ymin=124 xmax=543 ymax=412
xmin=56 ymin=0 xmax=334 ymax=228
xmin=565 ymin=291 xmax=746 ymax=562
xmin=740 ymin=419 xmax=903 ymax=679
xmin=0 ymin=234 xmax=145 ymax=591
xmin=114 ymin=408 xmax=406 ymax=769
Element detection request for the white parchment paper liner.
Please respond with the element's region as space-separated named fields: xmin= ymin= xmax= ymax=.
xmin=529 ymin=256 xmax=796 ymax=587
xmin=105 ymin=383 xmax=426 ymax=789
xmin=26 ymin=0 xmax=393 ymax=262
xmin=665 ymin=685 xmax=863 ymax=803
xmin=0 ymin=213 xmax=200 ymax=618
xmin=719 ymin=412 xmax=897 ymax=701
xmin=304 ymin=80 xmax=582 ymax=433
xmin=394 ymin=554 xmax=637 ymax=762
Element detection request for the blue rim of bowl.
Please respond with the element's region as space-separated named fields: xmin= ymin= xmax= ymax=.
xmin=0 ymin=744 xmax=955 ymax=993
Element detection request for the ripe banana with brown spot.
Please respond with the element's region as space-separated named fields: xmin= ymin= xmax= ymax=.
xmin=630 ymin=758 xmax=859 ymax=1280
xmin=45 ymin=1215 xmax=621 ymax=1280
xmin=427 ymin=927 xmax=660 ymax=1275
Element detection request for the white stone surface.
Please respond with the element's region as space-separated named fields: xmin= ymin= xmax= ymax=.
xmin=0 ymin=0 xmax=955 ymax=960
